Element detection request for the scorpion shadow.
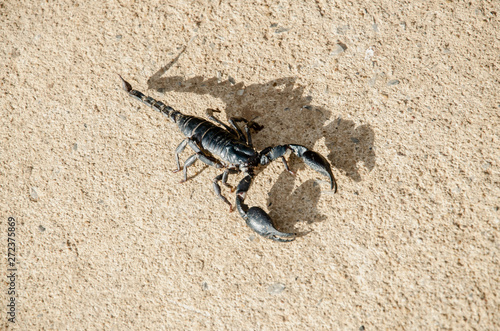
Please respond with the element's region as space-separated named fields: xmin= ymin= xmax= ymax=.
xmin=147 ymin=61 xmax=375 ymax=236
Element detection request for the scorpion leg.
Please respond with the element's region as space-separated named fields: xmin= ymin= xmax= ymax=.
xmin=260 ymin=144 xmax=337 ymax=192
xmin=213 ymin=169 xmax=238 ymax=212
xmin=174 ymin=138 xmax=223 ymax=183
xmin=228 ymin=117 xmax=264 ymax=147
xmin=279 ymin=156 xmax=295 ymax=175
xmin=178 ymin=152 xmax=223 ymax=183
xmin=205 ymin=109 xmax=263 ymax=146
xmin=205 ymin=109 xmax=239 ymax=137
xmin=235 ymin=175 xmax=296 ymax=242
xmin=179 ymin=154 xmax=198 ymax=183
xmin=221 ymin=168 xmax=238 ymax=191
xmin=172 ymin=138 xmax=189 ymax=173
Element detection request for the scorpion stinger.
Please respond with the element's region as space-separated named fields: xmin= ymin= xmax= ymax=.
xmin=119 ymin=75 xmax=337 ymax=242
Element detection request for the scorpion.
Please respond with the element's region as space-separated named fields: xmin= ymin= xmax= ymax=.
xmin=119 ymin=76 xmax=337 ymax=242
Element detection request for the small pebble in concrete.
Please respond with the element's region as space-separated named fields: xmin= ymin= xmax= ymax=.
xmin=268 ymin=283 xmax=285 ymax=295
xmin=331 ymin=43 xmax=346 ymax=56
xmin=30 ymin=187 xmax=39 ymax=201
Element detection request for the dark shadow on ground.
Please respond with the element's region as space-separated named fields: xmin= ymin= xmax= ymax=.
xmin=145 ymin=57 xmax=375 ymax=236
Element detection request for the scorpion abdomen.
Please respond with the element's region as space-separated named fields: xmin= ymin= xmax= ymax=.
xmin=177 ymin=114 xmax=243 ymax=164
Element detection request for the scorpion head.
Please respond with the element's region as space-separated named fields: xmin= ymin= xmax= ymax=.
xmin=225 ymin=143 xmax=260 ymax=170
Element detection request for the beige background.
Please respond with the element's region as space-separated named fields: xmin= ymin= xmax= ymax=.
xmin=1 ymin=0 xmax=499 ymax=329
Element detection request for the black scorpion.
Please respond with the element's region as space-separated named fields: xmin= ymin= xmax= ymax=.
xmin=119 ymin=76 xmax=337 ymax=242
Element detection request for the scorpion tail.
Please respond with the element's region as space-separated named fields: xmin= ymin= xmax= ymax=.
xmin=235 ymin=175 xmax=296 ymax=242
xmin=118 ymin=75 xmax=179 ymax=122
xmin=119 ymin=74 xmax=133 ymax=93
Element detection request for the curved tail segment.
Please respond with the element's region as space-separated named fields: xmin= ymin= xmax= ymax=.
xmin=119 ymin=75 xmax=180 ymax=123
xmin=235 ymin=175 xmax=296 ymax=242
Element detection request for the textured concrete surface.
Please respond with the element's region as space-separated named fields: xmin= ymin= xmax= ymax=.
xmin=1 ymin=0 xmax=499 ymax=329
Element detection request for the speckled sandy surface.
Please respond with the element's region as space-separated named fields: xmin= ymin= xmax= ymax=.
xmin=1 ymin=1 xmax=499 ymax=329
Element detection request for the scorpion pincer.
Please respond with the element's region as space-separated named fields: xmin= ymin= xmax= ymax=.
xmin=119 ymin=76 xmax=337 ymax=242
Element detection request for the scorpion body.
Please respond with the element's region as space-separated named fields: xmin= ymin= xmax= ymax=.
xmin=120 ymin=76 xmax=337 ymax=242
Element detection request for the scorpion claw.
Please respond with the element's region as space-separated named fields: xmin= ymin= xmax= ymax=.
xmin=288 ymin=145 xmax=337 ymax=193
xmin=245 ymin=207 xmax=296 ymax=242
xmin=236 ymin=175 xmax=296 ymax=242
xmin=260 ymin=145 xmax=337 ymax=192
